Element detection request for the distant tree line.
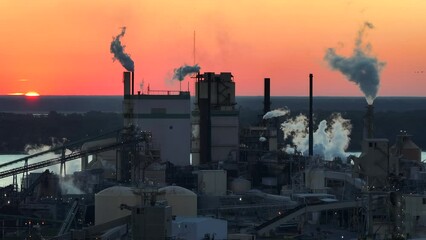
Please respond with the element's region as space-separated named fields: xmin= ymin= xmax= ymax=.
xmin=0 ymin=111 xmax=123 ymax=154
xmin=0 ymin=109 xmax=425 ymax=154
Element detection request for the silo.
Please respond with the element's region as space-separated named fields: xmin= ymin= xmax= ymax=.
xmin=95 ymin=186 xmax=139 ymax=225
xmin=158 ymin=186 xmax=197 ymax=217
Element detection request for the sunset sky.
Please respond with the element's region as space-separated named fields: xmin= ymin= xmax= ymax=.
xmin=0 ymin=0 xmax=425 ymax=96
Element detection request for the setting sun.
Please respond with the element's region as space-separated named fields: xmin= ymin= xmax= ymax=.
xmin=24 ymin=91 xmax=40 ymax=97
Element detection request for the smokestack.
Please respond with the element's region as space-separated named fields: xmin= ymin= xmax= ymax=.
xmin=309 ymin=73 xmax=313 ymax=157
xmin=131 ymin=71 xmax=134 ymax=95
xmin=263 ymin=78 xmax=271 ymax=115
xmin=123 ymin=71 xmax=134 ymax=127
xmin=363 ymin=104 xmax=374 ymax=139
xmin=198 ymin=73 xmax=212 ymax=164
xmin=123 ymin=72 xmax=131 ymax=96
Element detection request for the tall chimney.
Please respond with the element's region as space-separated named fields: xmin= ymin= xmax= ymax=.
xmin=309 ymin=74 xmax=313 ymax=157
xmin=363 ymin=104 xmax=374 ymax=139
xmin=123 ymin=71 xmax=134 ymax=127
xmin=123 ymin=72 xmax=131 ymax=96
xmin=263 ymin=78 xmax=271 ymax=115
xmin=198 ymin=73 xmax=212 ymax=164
xmin=131 ymin=71 xmax=135 ymax=95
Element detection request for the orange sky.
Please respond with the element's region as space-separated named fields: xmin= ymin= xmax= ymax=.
xmin=0 ymin=0 xmax=425 ymax=96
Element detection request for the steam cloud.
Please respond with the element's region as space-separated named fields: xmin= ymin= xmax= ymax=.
xmin=173 ymin=64 xmax=200 ymax=81
xmin=263 ymin=108 xmax=290 ymax=120
xmin=192 ymin=125 xmax=200 ymax=139
xmin=60 ymin=177 xmax=84 ymax=195
xmin=24 ymin=144 xmax=81 ymax=174
xmin=281 ymin=113 xmax=352 ymax=160
xmin=324 ymin=22 xmax=386 ymax=104
xmin=110 ymin=27 xmax=134 ymax=71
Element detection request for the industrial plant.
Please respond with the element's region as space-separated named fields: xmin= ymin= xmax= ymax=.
xmin=0 ymin=68 xmax=425 ymax=240
xmin=1 ymin=26 xmax=426 ymax=240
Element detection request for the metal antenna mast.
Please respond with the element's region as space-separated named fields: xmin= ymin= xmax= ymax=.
xmin=193 ymin=30 xmax=196 ymax=65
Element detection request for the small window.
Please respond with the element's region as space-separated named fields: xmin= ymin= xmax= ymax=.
xmin=369 ymin=142 xmax=373 ymax=148
xmin=423 ymin=198 xmax=426 ymax=204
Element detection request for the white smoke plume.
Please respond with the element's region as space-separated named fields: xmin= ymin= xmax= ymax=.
xmin=25 ymin=144 xmax=51 ymax=155
xmin=281 ymin=113 xmax=352 ymax=160
xmin=110 ymin=27 xmax=134 ymax=71
xmin=324 ymin=22 xmax=386 ymax=105
xmin=192 ymin=125 xmax=199 ymax=139
xmin=60 ymin=177 xmax=84 ymax=195
xmin=263 ymin=108 xmax=290 ymax=120
xmin=24 ymin=144 xmax=81 ymax=175
xmin=173 ymin=64 xmax=200 ymax=81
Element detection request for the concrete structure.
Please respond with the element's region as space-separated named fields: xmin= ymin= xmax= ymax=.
xmin=131 ymin=205 xmax=172 ymax=240
xmin=172 ymin=216 xmax=227 ymax=240
xmin=81 ymin=138 xmax=117 ymax=180
xmin=158 ymin=186 xmax=197 ymax=217
xmin=197 ymin=170 xmax=227 ymax=196
xmin=191 ymin=72 xmax=239 ymax=165
xmin=129 ymin=93 xmax=191 ymax=166
xmin=403 ymin=194 xmax=426 ymax=237
xmin=391 ymin=133 xmax=422 ymax=162
xmin=95 ymin=186 xmax=139 ymax=225
xmin=353 ymin=138 xmax=399 ymax=188
xmin=122 ymin=71 xmax=191 ymax=166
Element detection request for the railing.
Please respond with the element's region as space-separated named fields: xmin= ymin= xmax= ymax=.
xmin=0 ymin=127 xmax=125 ymax=169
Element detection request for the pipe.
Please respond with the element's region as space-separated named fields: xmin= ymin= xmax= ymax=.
xmin=309 ymin=74 xmax=313 ymax=157
xmin=131 ymin=71 xmax=134 ymax=95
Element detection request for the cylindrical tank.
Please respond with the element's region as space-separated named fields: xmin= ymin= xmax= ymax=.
xmin=95 ymin=186 xmax=139 ymax=225
xmin=230 ymin=178 xmax=251 ymax=194
xmin=158 ymin=186 xmax=197 ymax=217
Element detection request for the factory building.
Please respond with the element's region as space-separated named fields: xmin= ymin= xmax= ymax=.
xmin=191 ymin=72 xmax=239 ymax=165
xmin=122 ymin=71 xmax=191 ymax=167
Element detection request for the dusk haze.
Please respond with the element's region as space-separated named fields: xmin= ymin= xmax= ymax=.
xmin=1 ymin=0 xmax=425 ymax=96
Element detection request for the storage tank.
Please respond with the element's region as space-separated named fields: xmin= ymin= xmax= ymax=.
xmin=230 ymin=178 xmax=251 ymax=194
xmin=95 ymin=186 xmax=139 ymax=225
xmin=158 ymin=186 xmax=197 ymax=217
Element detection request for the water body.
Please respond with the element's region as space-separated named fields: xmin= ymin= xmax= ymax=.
xmin=0 ymin=154 xmax=81 ymax=188
xmin=1 ymin=152 xmax=426 ymax=188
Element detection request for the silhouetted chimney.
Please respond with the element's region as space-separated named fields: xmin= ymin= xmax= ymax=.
xmin=264 ymin=78 xmax=271 ymax=115
xmin=309 ymin=74 xmax=313 ymax=157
